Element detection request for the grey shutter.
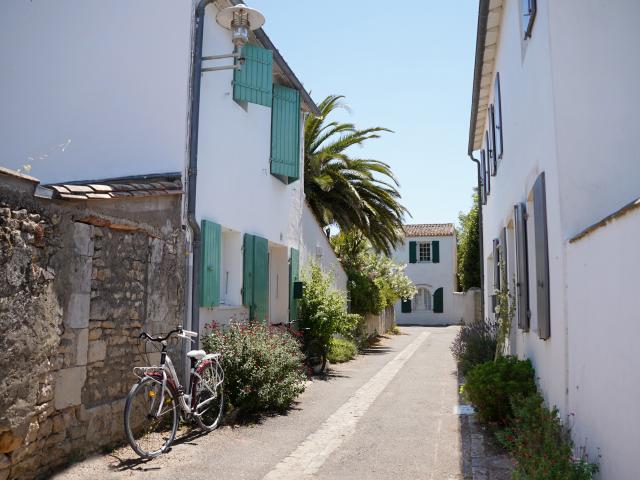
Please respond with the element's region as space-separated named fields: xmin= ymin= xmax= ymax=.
xmin=500 ymin=227 xmax=508 ymax=289
xmin=533 ymin=172 xmax=550 ymax=339
xmin=480 ymin=150 xmax=487 ymax=205
xmin=495 ymin=73 xmax=504 ymax=159
xmin=490 ymin=106 xmax=498 ymax=176
xmin=521 ymin=0 xmax=537 ymax=39
xmin=485 ymin=131 xmax=491 ymax=194
xmin=514 ymin=203 xmax=530 ymax=330
xmin=492 ymin=238 xmax=500 ymax=292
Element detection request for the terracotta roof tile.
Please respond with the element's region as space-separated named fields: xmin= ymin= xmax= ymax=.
xmin=404 ymin=223 xmax=455 ymax=237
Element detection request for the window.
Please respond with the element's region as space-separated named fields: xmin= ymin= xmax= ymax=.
xmin=494 ymin=73 xmax=504 ymax=160
xmin=521 ymin=0 xmax=537 ymax=39
xmin=418 ymin=242 xmax=431 ymax=262
xmin=412 ymin=287 xmax=432 ymax=311
xmin=489 ymin=106 xmax=498 ymax=176
xmin=484 ymin=131 xmax=491 ymax=194
xmin=480 ymin=150 xmax=487 ymax=205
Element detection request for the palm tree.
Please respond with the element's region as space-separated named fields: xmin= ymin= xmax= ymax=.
xmin=304 ymin=95 xmax=408 ymax=255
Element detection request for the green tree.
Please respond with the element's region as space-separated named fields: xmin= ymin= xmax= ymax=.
xmin=304 ymin=95 xmax=408 ymax=255
xmin=457 ymin=192 xmax=481 ymax=290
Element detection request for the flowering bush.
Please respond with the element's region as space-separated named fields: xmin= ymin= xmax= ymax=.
xmin=202 ymin=321 xmax=306 ymax=415
xmin=450 ymin=320 xmax=498 ymax=375
xmin=497 ymin=393 xmax=599 ymax=479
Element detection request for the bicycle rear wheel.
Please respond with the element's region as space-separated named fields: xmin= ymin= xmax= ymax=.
xmin=124 ymin=376 xmax=178 ymax=458
xmin=306 ymin=339 xmax=327 ymax=375
xmin=193 ymin=360 xmax=225 ymax=432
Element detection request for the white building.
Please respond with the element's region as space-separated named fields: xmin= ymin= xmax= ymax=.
xmin=468 ymin=1 xmax=640 ymax=478
xmin=0 ymin=0 xmax=346 ymax=334
xmin=392 ymin=224 xmax=458 ymax=325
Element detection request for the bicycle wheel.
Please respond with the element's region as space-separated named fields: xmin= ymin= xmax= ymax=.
xmin=306 ymin=339 xmax=327 ymax=375
xmin=124 ymin=376 xmax=178 ymax=458
xmin=193 ymin=361 xmax=225 ymax=432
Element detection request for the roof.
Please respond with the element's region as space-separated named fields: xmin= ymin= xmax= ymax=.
xmin=468 ymin=0 xmax=503 ymax=154
xmin=228 ymin=0 xmax=321 ymax=116
xmin=43 ymin=173 xmax=183 ymax=201
xmin=404 ymin=224 xmax=455 ymax=237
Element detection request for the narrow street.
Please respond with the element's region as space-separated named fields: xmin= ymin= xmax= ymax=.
xmin=52 ymin=327 xmax=509 ymax=480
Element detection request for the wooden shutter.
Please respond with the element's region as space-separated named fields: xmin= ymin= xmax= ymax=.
xmin=490 ymin=106 xmax=498 ymax=176
xmin=533 ymin=173 xmax=550 ymax=339
xmin=201 ymin=220 xmax=221 ymax=307
xmin=243 ymin=234 xmax=255 ymax=312
xmin=494 ymin=73 xmax=504 ymax=159
xmin=409 ymin=241 xmax=417 ymax=263
xmin=432 ymin=241 xmax=440 ymax=263
xmin=253 ymin=236 xmax=269 ymax=323
xmin=492 ymin=238 xmax=500 ymax=292
xmin=401 ymin=298 xmax=412 ymax=313
xmin=500 ymin=227 xmax=508 ymax=289
xmin=521 ymin=0 xmax=537 ymax=39
xmin=233 ymin=44 xmax=273 ymax=107
xmin=480 ymin=151 xmax=487 ymax=205
xmin=514 ymin=203 xmax=530 ymax=330
xmin=289 ymin=247 xmax=300 ymax=321
xmin=433 ymin=288 xmax=444 ymax=313
xmin=271 ymin=84 xmax=301 ymax=184
xmin=485 ymin=131 xmax=491 ymax=193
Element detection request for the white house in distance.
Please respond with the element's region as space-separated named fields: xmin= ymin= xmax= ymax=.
xmin=0 ymin=0 xmax=346 ymax=335
xmin=392 ymin=224 xmax=458 ymax=325
xmin=468 ymin=0 xmax=640 ymax=477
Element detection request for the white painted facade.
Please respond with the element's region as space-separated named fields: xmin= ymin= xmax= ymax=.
xmin=472 ymin=1 xmax=640 ymax=477
xmin=391 ymin=231 xmax=458 ymax=325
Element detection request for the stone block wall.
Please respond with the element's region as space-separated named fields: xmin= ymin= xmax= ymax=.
xmin=0 ymin=175 xmax=185 ymax=479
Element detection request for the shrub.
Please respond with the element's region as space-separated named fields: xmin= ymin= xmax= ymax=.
xmin=497 ymin=393 xmax=599 ymax=479
xmin=299 ymin=264 xmax=358 ymax=349
xmin=451 ymin=320 xmax=498 ymax=375
xmin=464 ymin=356 xmax=536 ymax=425
xmin=327 ymin=337 xmax=357 ymax=363
xmin=202 ymin=322 xmax=306 ymax=415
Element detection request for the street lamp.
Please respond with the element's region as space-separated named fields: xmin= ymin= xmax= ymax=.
xmin=201 ymin=3 xmax=266 ymax=73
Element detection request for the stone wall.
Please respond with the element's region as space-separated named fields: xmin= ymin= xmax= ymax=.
xmin=363 ymin=306 xmax=396 ymax=337
xmin=0 ymin=172 xmax=185 ymax=479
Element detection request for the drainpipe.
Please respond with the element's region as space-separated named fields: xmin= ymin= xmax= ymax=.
xmin=468 ymin=153 xmax=485 ymax=321
xmin=186 ymin=0 xmax=215 ymax=344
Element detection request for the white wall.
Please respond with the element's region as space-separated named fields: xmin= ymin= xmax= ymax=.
xmin=300 ymin=203 xmax=348 ymax=292
xmin=0 ymin=0 xmax=192 ymax=182
xmin=392 ymin=235 xmax=457 ymax=325
xmin=220 ymin=229 xmax=243 ymax=306
xmin=268 ymin=244 xmax=289 ymax=324
xmin=479 ymin=1 xmax=640 ymax=477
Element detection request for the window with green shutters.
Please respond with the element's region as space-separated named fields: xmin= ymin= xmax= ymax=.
xmin=401 ymin=298 xmax=412 ymax=313
xmin=233 ymin=44 xmax=273 ymax=107
xmin=242 ymin=233 xmax=269 ymax=322
xmin=409 ymin=241 xmax=417 ymax=263
xmin=433 ymin=287 xmax=444 ymax=313
xmin=200 ymin=220 xmax=221 ymax=308
xmin=432 ymin=241 xmax=440 ymax=263
xmin=289 ymin=248 xmax=300 ymax=321
xmin=271 ymin=84 xmax=301 ymax=184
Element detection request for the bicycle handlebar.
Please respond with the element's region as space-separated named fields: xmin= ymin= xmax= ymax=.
xmin=139 ymin=326 xmax=198 ymax=343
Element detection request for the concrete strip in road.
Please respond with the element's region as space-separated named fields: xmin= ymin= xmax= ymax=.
xmin=263 ymin=332 xmax=431 ymax=480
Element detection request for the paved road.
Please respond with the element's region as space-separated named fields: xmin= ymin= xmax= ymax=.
xmin=54 ymin=326 xmax=471 ymax=480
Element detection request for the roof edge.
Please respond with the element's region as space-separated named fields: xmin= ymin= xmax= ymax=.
xmin=468 ymin=0 xmax=491 ymax=155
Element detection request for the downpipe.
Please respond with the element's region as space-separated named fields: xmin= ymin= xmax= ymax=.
xmin=468 ymin=153 xmax=485 ymax=320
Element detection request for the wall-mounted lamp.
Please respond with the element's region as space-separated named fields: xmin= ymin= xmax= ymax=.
xmin=201 ymin=3 xmax=265 ymax=73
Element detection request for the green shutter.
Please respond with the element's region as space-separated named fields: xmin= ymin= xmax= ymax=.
xmin=433 ymin=287 xmax=444 ymax=313
xmin=233 ymin=44 xmax=273 ymax=107
xmin=253 ymin=236 xmax=269 ymax=323
xmin=409 ymin=241 xmax=417 ymax=263
xmin=401 ymin=298 xmax=412 ymax=313
xmin=243 ymin=234 xmax=255 ymax=311
xmin=432 ymin=241 xmax=440 ymax=263
xmin=289 ymin=248 xmax=300 ymax=321
xmin=201 ymin=220 xmax=221 ymax=307
xmin=271 ymin=84 xmax=301 ymax=184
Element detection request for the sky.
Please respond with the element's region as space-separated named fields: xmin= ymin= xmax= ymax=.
xmin=249 ymin=0 xmax=479 ymax=227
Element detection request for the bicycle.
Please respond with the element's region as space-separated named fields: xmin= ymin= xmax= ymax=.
xmin=124 ymin=326 xmax=224 ymax=458
xmin=271 ymin=320 xmax=327 ymax=375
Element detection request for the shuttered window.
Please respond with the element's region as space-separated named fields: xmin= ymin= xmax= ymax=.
xmin=409 ymin=241 xmax=417 ymax=263
xmin=271 ymin=84 xmax=301 ymax=184
xmin=433 ymin=287 xmax=444 ymax=313
xmin=514 ymin=203 xmax=530 ymax=331
xmin=493 ymin=238 xmax=500 ymax=292
xmin=432 ymin=241 xmax=440 ymax=263
xmin=521 ymin=0 xmax=537 ymax=39
xmin=480 ymin=151 xmax=487 ymax=205
xmin=494 ymin=73 xmax=504 ymax=160
xmin=233 ymin=44 xmax=273 ymax=107
xmin=500 ymin=227 xmax=508 ymax=289
xmin=490 ymin=106 xmax=498 ymax=176
xmin=533 ymin=172 xmax=550 ymax=339
xmin=201 ymin=220 xmax=221 ymax=307
xmin=485 ymin=131 xmax=492 ymax=193
xmin=289 ymin=248 xmax=300 ymax=321
xmin=243 ymin=233 xmax=269 ymax=322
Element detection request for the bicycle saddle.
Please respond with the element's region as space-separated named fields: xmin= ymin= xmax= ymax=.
xmin=186 ymin=350 xmax=206 ymax=360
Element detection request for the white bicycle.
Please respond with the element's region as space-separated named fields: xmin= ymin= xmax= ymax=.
xmin=124 ymin=326 xmax=224 ymax=458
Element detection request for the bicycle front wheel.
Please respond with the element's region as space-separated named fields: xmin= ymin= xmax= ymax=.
xmin=124 ymin=376 xmax=178 ymax=458
xmin=193 ymin=361 xmax=225 ymax=432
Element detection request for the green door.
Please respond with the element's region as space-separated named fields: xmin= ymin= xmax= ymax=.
xmin=242 ymin=233 xmax=269 ymax=322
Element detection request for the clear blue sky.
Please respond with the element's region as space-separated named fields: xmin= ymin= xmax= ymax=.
xmin=250 ymin=0 xmax=478 ymax=226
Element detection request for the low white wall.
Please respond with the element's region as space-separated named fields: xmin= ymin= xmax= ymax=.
xmin=565 ymin=206 xmax=640 ymax=480
xmin=451 ymin=289 xmax=480 ymax=325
